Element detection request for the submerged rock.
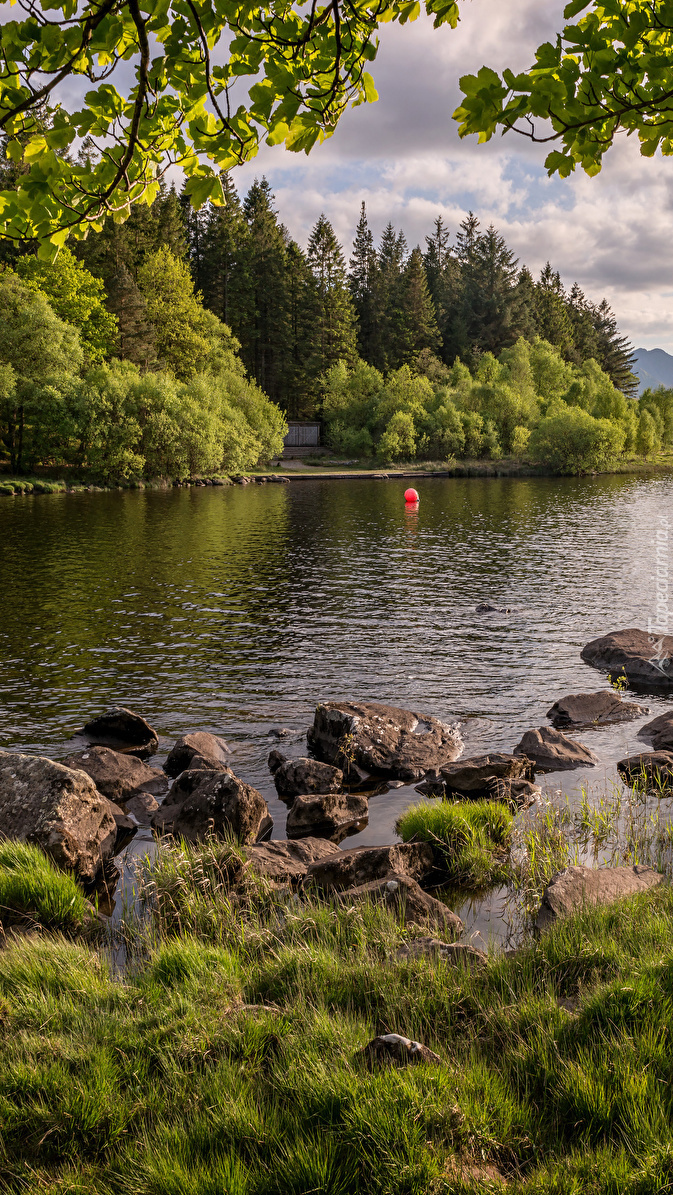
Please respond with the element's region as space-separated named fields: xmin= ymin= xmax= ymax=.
xmin=81 ymin=706 xmax=159 ymax=757
xmin=152 ymin=768 xmax=270 ymax=844
xmin=441 ymin=752 xmax=534 ymax=796
xmin=547 ymin=689 xmax=648 ymax=727
xmin=475 ymin=602 xmax=511 ymax=614
xmin=304 ymin=842 xmax=435 ymax=891
xmin=617 ymin=751 xmax=673 ymax=788
xmin=0 ymin=751 xmax=116 ymax=881
xmin=581 ymin=628 xmax=673 ymax=690
xmin=535 ymin=864 xmax=663 ymax=931
xmin=396 ymin=938 xmax=486 ymax=967
xmin=286 ymin=791 xmax=368 ymax=839
xmin=307 ymin=700 xmax=462 ymax=781
xmin=61 ymin=745 xmax=168 ymax=806
xmin=164 ymin=731 xmax=231 ymax=778
xmin=272 ymin=756 xmax=343 ymax=799
xmin=358 ymin=1033 xmax=443 ymax=1067
xmin=246 ymin=837 xmax=341 ymax=883
xmin=639 ymin=711 xmax=673 ymax=752
xmin=514 ymin=727 xmax=598 ymax=772
xmin=338 ymin=874 xmax=463 ymax=935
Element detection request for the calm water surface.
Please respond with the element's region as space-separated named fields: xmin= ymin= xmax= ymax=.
xmin=1 ymin=473 xmax=672 ymax=944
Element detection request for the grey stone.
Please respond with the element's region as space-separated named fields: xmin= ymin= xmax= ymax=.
xmin=304 ymin=842 xmax=435 ymax=891
xmin=475 ymin=603 xmax=510 ymax=614
xmin=81 ymin=706 xmax=159 ymax=757
xmin=245 ymin=837 xmax=341 ymax=883
xmin=164 ymin=731 xmax=231 ymax=778
xmin=286 ymin=790 xmax=368 ymax=839
xmin=273 ymin=757 xmax=343 ymax=799
xmin=337 ymin=874 xmax=463 ymax=935
xmin=617 ymin=751 xmax=673 ymax=788
xmin=485 ymin=776 xmax=542 ymax=809
xmin=396 ymin=937 xmax=486 ymax=967
xmin=639 ymin=711 xmax=673 ymax=752
xmin=547 ymin=689 xmax=648 ymax=727
xmin=152 ymin=768 xmax=270 ymax=844
xmin=514 ymin=727 xmax=598 ymax=772
xmin=357 ymin=1033 xmax=443 ymax=1067
xmin=0 ymin=751 xmax=117 ymax=881
xmin=307 ymin=700 xmax=463 ymax=781
xmin=581 ymin=628 xmax=673 ymax=690
xmin=61 ymin=745 xmax=168 ymax=806
xmin=441 ymin=752 xmax=535 ymax=796
xmin=535 ymin=864 xmax=663 ymax=931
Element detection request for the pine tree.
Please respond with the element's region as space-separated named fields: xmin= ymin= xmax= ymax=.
xmin=76 ymin=180 xmax=187 ymax=282
xmin=349 ymin=201 xmax=381 ymax=364
xmin=458 ymin=221 xmax=527 ymax=357
xmin=285 ymin=240 xmax=314 ymax=417
xmin=195 ymin=173 xmax=250 ymax=332
xmin=105 ymin=265 xmax=157 ymax=367
xmin=566 ymin=282 xmax=600 ymax=364
xmin=237 ymin=178 xmax=290 ymax=405
xmin=423 ymin=216 xmax=461 ymax=364
xmin=535 ymin=263 xmax=575 ymax=355
xmin=391 ymin=246 xmax=441 ymax=363
xmin=589 ymin=298 xmax=638 ymax=397
xmin=304 ymin=214 xmax=356 ymax=387
xmin=377 ymin=223 xmax=408 ymax=369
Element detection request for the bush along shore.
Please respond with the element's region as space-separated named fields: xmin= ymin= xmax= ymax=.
xmin=1 ymin=629 xmax=673 ymax=1191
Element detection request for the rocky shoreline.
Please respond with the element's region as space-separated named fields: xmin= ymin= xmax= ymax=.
xmin=1 ymin=627 xmax=671 ymax=938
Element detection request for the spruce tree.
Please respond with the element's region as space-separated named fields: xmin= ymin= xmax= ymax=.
xmin=349 ymin=201 xmax=381 ymax=364
xmin=590 ymin=298 xmax=638 ymax=397
xmin=535 ymin=263 xmax=575 ymax=356
xmin=285 ymin=240 xmax=314 ymax=417
xmin=196 ymin=173 xmax=250 ymax=332
xmin=377 ymin=223 xmax=408 ymax=369
xmin=238 ymin=178 xmax=290 ymax=405
xmin=105 ymin=265 xmax=157 ymax=367
xmin=458 ymin=221 xmax=527 ymax=357
xmin=424 ymin=215 xmax=461 ymax=364
xmin=392 ymin=246 xmax=441 ymax=363
xmin=304 ymin=214 xmax=356 ymax=387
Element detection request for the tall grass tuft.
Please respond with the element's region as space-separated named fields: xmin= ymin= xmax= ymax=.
xmin=395 ymin=799 xmax=513 ymax=886
xmin=0 ymin=840 xmax=95 ymax=932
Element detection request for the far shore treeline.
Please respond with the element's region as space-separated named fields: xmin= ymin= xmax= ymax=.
xmin=0 ymin=166 xmax=671 ymax=479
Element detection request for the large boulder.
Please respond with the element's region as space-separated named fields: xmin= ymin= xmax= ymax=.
xmin=164 ymin=731 xmax=231 ymax=778
xmin=514 ymin=727 xmax=598 ymax=772
xmin=81 ymin=707 xmax=159 ymax=757
xmin=152 ymin=768 xmax=270 ymax=844
xmin=0 ymin=751 xmax=116 ymax=881
xmin=535 ymin=864 xmax=663 ymax=931
xmin=60 ymin=746 xmax=168 ymax=806
xmin=337 ymin=873 xmax=463 ymax=936
xmin=307 ymin=700 xmax=463 ymax=781
xmin=440 ymin=752 xmax=534 ymax=796
xmin=304 ymin=842 xmax=435 ymax=892
xmin=546 ymin=690 xmax=648 ymax=728
xmin=617 ymin=751 xmax=673 ymax=788
xmin=272 ymin=757 xmax=343 ymax=800
xmin=581 ymin=629 xmax=673 ymax=690
xmin=245 ymin=838 xmax=341 ymax=883
xmin=639 ymin=711 xmax=673 ymax=752
xmin=286 ymin=791 xmax=368 ymax=840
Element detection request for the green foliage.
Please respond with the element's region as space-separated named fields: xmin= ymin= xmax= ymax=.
xmin=454 ymin=2 xmax=673 ymax=177
xmin=0 ymin=840 xmax=94 ymax=932
xmin=395 ymin=798 xmax=513 ymax=886
xmin=16 ymin=248 xmax=117 ymax=365
xmin=137 ymin=247 xmax=235 ymax=381
xmin=636 ymin=408 xmax=663 ymax=459
xmin=529 ymin=406 xmax=626 ymax=474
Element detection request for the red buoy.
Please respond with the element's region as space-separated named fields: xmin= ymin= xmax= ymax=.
xmin=404 ymin=488 xmax=419 ymax=503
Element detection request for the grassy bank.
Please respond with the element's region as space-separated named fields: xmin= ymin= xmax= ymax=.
xmin=0 ymin=832 xmax=672 ymax=1193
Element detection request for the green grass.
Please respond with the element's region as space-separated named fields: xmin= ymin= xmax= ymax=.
xmin=2 ymin=843 xmax=673 ymax=1192
xmin=0 ymin=476 xmax=67 ymax=494
xmin=396 ymin=799 xmax=513 ymax=887
xmin=0 ymin=840 xmax=96 ymax=933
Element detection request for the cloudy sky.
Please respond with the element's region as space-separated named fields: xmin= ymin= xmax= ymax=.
xmin=231 ymin=0 xmax=673 ymax=353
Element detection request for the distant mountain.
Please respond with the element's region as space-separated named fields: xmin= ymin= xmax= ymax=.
xmin=632 ymin=347 xmax=673 ymax=395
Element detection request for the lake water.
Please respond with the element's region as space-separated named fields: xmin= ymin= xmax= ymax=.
xmin=1 ymin=472 xmax=672 ymax=945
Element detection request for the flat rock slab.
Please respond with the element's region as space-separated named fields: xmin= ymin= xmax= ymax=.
xmin=152 ymin=768 xmax=270 ymax=845
xmin=305 ymin=842 xmax=435 ymax=891
xmin=272 ymin=757 xmax=343 ymax=799
xmin=639 ymin=711 xmax=673 ymax=752
xmin=164 ymin=732 xmax=230 ymax=778
xmin=358 ymin=1033 xmax=443 ymax=1067
xmin=61 ymin=746 xmax=168 ymax=806
xmin=441 ymin=752 xmax=534 ymax=795
xmin=396 ymin=937 xmax=486 ymax=967
xmin=337 ymin=873 xmax=463 ymax=936
xmin=0 ymin=750 xmax=116 ymax=881
xmin=245 ymin=838 xmax=341 ymax=883
xmin=81 ymin=707 xmax=159 ymax=757
xmin=286 ymin=791 xmax=368 ymax=840
xmin=307 ymin=700 xmax=463 ymax=781
xmin=547 ymin=690 xmax=648 ymax=728
xmin=514 ymin=727 xmax=598 ymax=772
xmin=617 ymin=751 xmax=673 ymax=788
xmin=535 ymin=864 xmax=663 ymax=931
xmin=581 ymin=628 xmax=673 ymax=690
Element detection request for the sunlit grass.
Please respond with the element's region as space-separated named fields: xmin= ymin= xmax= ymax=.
xmin=0 ymin=840 xmax=95 ymax=932
xmin=396 ymin=798 xmax=513 ymax=887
